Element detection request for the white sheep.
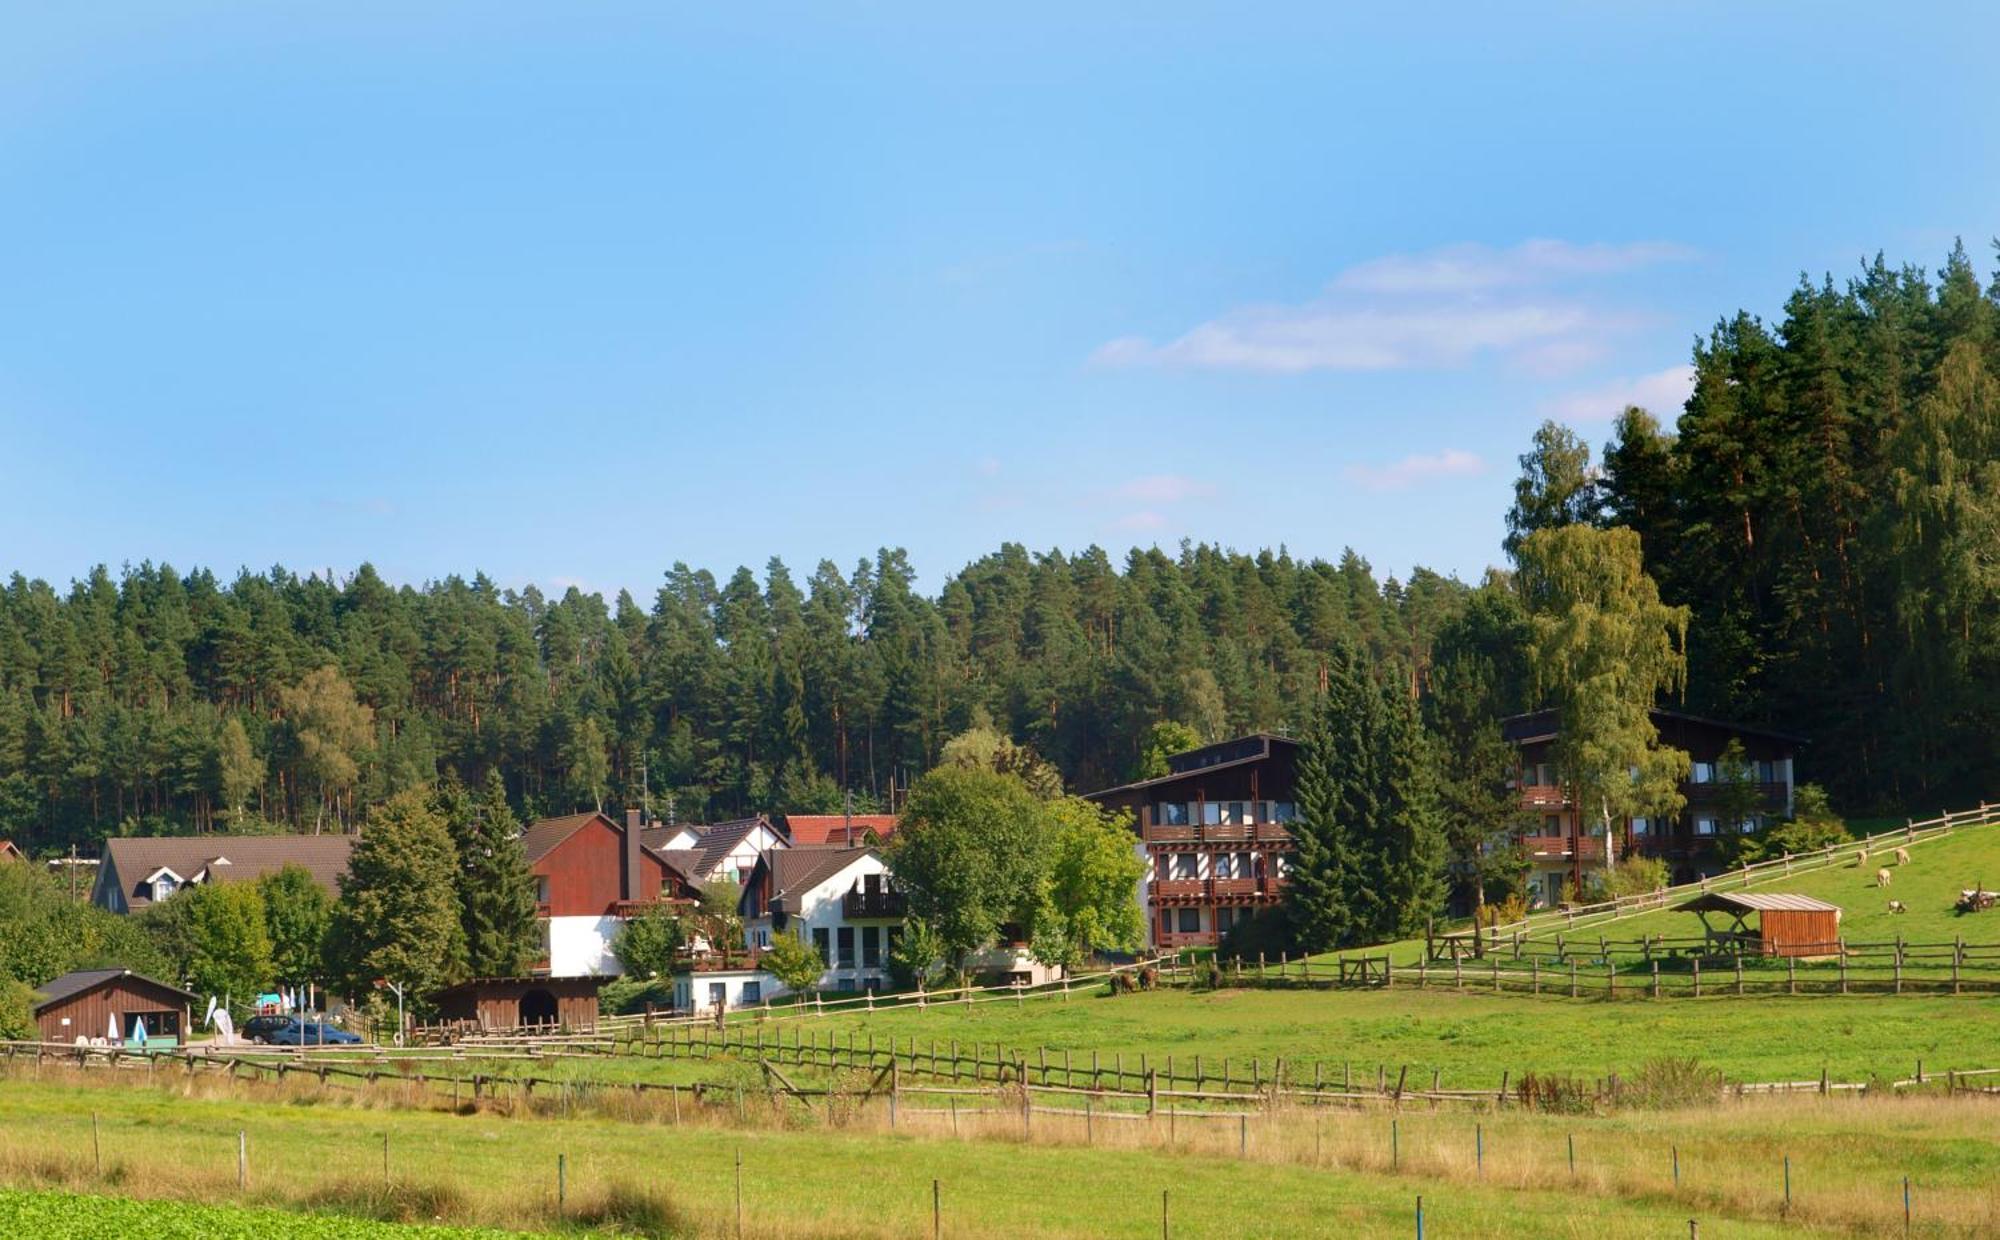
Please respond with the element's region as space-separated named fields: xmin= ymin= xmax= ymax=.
xmin=1856 ymin=848 xmax=1870 ymax=867
xmin=1876 ymin=867 xmax=1893 ymax=888
xmin=1894 ymin=846 xmax=1911 ymax=866
xmin=1887 ymin=900 xmax=1907 ymax=914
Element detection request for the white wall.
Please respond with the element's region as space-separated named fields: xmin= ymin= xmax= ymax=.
xmin=745 ymin=851 xmax=899 ymax=992
xmin=547 ymin=914 xmax=623 ymax=976
xmin=673 ymin=970 xmax=776 ymax=1013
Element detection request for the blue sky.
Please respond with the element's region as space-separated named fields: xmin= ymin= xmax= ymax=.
xmin=3 ymin=4 xmax=1996 ymax=597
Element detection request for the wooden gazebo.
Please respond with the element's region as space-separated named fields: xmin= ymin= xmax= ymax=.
xmin=1673 ymin=892 xmax=1842 ymax=958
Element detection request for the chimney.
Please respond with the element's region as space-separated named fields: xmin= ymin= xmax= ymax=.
xmin=622 ymin=808 xmax=643 ymax=904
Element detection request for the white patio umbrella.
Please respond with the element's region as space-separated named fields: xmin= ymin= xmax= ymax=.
xmin=106 ymin=1011 xmax=119 ymax=1042
xmin=131 ymin=1016 xmax=147 ymax=1046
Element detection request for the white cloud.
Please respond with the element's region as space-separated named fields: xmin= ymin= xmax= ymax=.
xmin=1542 ymin=364 xmax=1696 ymax=423
xmin=1115 ymin=474 xmax=1217 ymax=503
xmin=1111 ymin=510 xmax=1168 ymax=531
xmin=1333 ymin=240 xmax=1694 ymax=295
xmin=1092 ymin=239 xmax=1689 ymax=377
xmin=1342 ymin=449 xmax=1487 ymax=493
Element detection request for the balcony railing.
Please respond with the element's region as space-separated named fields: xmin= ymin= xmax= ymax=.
xmin=1518 ymin=786 xmax=1568 ymax=808
xmin=1683 ymin=781 xmax=1791 ymax=805
xmin=1518 ymin=834 xmax=1606 ymax=861
xmin=842 ymin=890 xmax=907 ymax=919
xmin=1140 ymin=821 xmax=1294 ymax=847
xmin=1155 ymin=929 xmax=1220 ymax=948
xmin=1148 ymin=877 xmax=1286 ymax=904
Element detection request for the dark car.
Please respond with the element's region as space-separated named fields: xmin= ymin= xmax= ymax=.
xmin=246 ymin=1015 xmax=362 ymax=1046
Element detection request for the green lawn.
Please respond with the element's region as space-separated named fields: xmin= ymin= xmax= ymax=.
xmin=9 ymin=1071 xmax=1997 ymax=1236
xmin=737 ymin=983 xmax=2000 ymax=1089
xmin=1527 ymin=819 xmax=2000 ymax=951
xmin=0 ymin=1189 xmax=518 ymax=1238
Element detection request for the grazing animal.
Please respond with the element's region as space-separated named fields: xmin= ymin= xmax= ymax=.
xmin=1888 ymin=900 xmax=1907 ymax=914
xmin=1876 ymin=867 xmax=1893 ymax=888
xmin=1894 ymin=846 xmax=1911 ymax=866
xmin=1856 ymin=848 xmax=1870 ymax=867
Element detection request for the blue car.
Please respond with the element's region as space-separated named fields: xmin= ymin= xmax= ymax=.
xmin=244 ymin=1014 xmax=362 ymax=1046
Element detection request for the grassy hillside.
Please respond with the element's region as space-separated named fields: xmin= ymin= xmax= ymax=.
xmin=1529 ymin=819 xmax=2000 ymax=950
xmin=0 ymin=1190 xmax=518 ymax=1238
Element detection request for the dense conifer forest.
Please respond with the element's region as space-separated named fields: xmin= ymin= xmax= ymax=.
xmin=2 ymin=243 xmax=1996 ymax=851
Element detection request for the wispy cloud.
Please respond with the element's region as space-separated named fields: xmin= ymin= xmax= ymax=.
xmin=1343 ymin=449 xmax=1486 ymax=493
xmin=1092 ymin=239 xmax=1690 ymax=377
xmin=1111 ymin=510 xmax=1168 ymax=531
xmin=1542 ymin=364 xmax=1696 ymax=423
xmin=1333 ymin=240 xmax=1694 ymax=295
xmin=1115 ymin=474 xmax=1217 ymax=503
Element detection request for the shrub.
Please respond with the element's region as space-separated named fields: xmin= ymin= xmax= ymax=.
xmin=1515 ymin=1071 xmax=1596 ymax=1114
xmin=1626 ymin=1056 xmax=1725 ymax=1109
xmin=761 ymin=931 xmax=827 ymax=997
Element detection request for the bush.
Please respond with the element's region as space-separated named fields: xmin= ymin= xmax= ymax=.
xmin=599 ymin=977 xmax=675 ymax=1016
xmin=612 ymin=903 xmax=687 ymax=980
xmin=761 ymin=932 xmax=826 ymax=997
xmin=1190 ymin=959 xmax=1225 ymax=991
xmin=1515 ymin=1071 xmax=1596 ymax=1114
xmin=0 ymin=980 xmax=35 ymax=1041
xmin=1625 ymin=1056 xmax=1725 ymax=1109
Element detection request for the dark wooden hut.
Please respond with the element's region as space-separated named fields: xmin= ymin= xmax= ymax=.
xmin=1673 ymin=891 xmax=1842 ymax=958
xmin=431 ymin=976 xmax=604 ymax=1032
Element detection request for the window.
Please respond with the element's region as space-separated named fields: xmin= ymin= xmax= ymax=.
xmin=1630 ymin=817 xmax=1650 ymax=836
xmin=741 ymin=981 xmax=761 ymax=1004
xmin=1543 ymin=815 xmax=1562 ymax=835
xmin=812 ymin=928 xmax=831 ymax=965
xmin=836 ymin=926 xmax=855 ymax=968
xmin=708 ymin=982 xmax=727 ymax=1010
xmin=1224 ymin=801 xmax=1247 ymax=824
xmin=1694 ymin=817 xmax=1718 ymax=837
xmin=1171 ymin=853 xmax=1198 ymax=880
xmin=1271 ymin=802 xmax=1296 ymax=823
xmin=862 ymin=925 xmax=881 ymax=967
xmin=1214 ymin=907 xmax=1236 ymax=933
xmin=535 ymin=875 xmax=550 ymax=904
xmin=1158 ymin=802 xmax=1189 ymax=826
xmin=1738 ymin=817 xmax=1759 ymax=835
xmin=1175 ymin=907 xmax=1201 ymax=933
xmin=1202 ymin=802 xmax=1223 ymax=826
xmin=1691 ymin=762 xmax=1714 ymax=784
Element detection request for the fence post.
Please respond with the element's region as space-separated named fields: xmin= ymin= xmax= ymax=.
xmin=1788 ymin=956 xmax=1797 ymax=995
xmin=237 ymin=1130 xmax=247 ymax=1190
xmin=933 ymin=1179 xmax=941 ymax=1239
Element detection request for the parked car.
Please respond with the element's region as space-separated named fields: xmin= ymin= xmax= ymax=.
xmin=244 ymin=1015 xmax=362 ymax=1046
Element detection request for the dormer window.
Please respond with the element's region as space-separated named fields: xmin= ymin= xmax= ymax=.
xmin=142 ymin=866 xmax=186 ymax=903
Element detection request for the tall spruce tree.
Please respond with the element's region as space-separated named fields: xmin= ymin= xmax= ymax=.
xmin=1285 ymin=645 xmax=1378 ymax=952
xmin=1372 ymin=680 xmax=1448 ymax=940
xmin=445 ymin=771 xmax=540 ymax=977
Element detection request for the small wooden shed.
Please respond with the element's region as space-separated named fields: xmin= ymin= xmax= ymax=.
xmin=33 ymin=968 xmax=196 ymax=1046
xmin=431 ymin=976 xmax=604 ymax=1032
xmin=1673 ymin=891 xmax=1842 ymax=958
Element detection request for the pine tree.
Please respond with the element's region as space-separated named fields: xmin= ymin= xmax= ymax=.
xmin=448 ymin=771 xmax=541 ymax=977
xmin=1284 ymin=648 xmax=1364 ymax=953
xmin=1373 ymin=682 xmax=1448 ymax=939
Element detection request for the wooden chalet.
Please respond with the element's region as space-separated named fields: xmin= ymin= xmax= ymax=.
xmin=1084 ymin=734 xmax=1298 ymax=950
xmin=33 ymin=968 xmax=196 ymax=1045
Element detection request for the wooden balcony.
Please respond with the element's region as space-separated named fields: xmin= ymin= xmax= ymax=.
xmin=1518 ymin=834 xmax=1606 ymax=861
xmin=1140 ymin=821 xmax=1294 ymax=847
xmin=1155 ymin=929 xmax=1219 ymax=948
xmin=1518 ymin=786 xmax=1568 ymax=809
xmin=1148 ymin=877 xmax=1286 ymax=905
xmin=1684 ymin=781 xmax=1791 ymax=806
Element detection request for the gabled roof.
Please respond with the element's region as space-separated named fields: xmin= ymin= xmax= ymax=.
xmin=0 ymin=840 xmax=23 ymax=861
xmin=784 ymin=814 xmax=899 ymax=846
xmin=690 ymin=816 xmax=782 ymax=879
xmin=99 ymin=835 xmax=355 ymax=912
xmin=740 ymin=844 xmax=880 ymax=917
xmin=519 ymin=811 xmax=616 ymax=865
xmin=33 ymin=968 xmax=198 ymax=1012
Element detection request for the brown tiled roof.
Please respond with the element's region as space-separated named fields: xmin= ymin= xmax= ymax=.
xmin=784 ymin=814 xmax=899 ymax=845
xmin=764 ymin=844 xmax=877 ymax=901
xmin=99 ymin=835 xmax=356 ymax=911
xmin=689 ymin=816 xmax=779 ymax=880
xmin=649 ymin=848 xmax=704 ymax=883
xmin=519 ymin=812 xmax=614 ymax=865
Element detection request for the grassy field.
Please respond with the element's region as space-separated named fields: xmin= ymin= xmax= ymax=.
xmin=4 ymin=1068 xmax=1998 ymax=1236
xmin=752 ymin=984 xmax=2000 ymax=1088
xmin=0 ymin=1188 xmax=520 ymax=1237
